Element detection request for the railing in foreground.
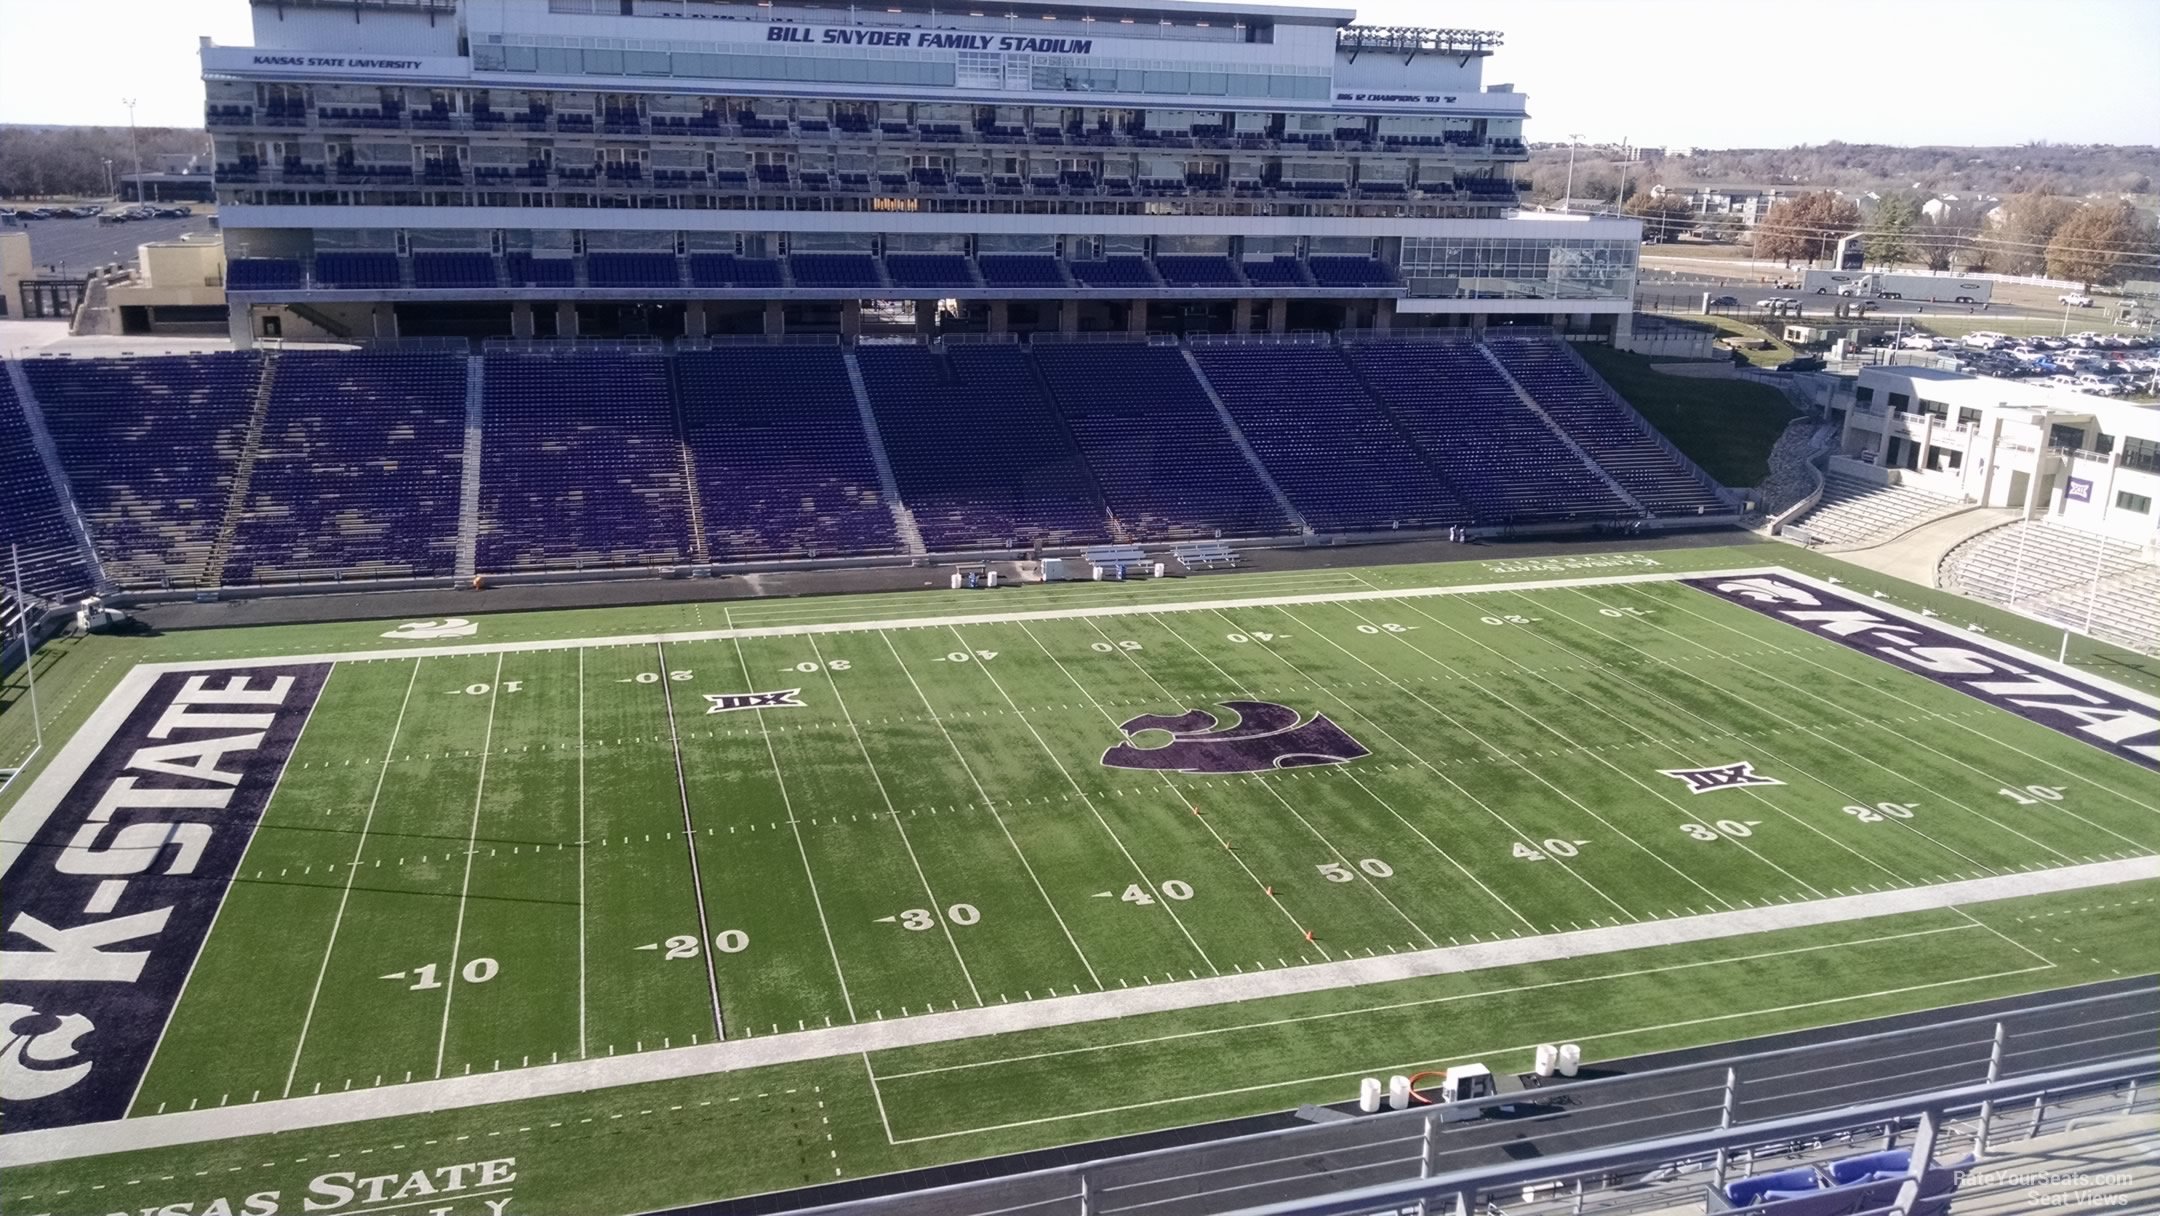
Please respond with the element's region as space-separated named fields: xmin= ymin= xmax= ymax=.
xmin=779 ymin=986 xmax=2156 ymax=1216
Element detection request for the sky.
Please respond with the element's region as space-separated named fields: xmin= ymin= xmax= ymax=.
xmin=1 ymin=0 xmax=2156 ymax=147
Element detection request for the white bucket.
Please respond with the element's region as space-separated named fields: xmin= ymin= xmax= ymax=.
xmin=1534 ymin=1043 xmax=1558 ymax=1077
xmin=1558 ymin=1043 xmax=1581 ymax=1077
xmin=1387 ymin=1075 xmax=1411 ymax=1110
xmin=1358 ymin=1077 xmax=1382 ymax=1113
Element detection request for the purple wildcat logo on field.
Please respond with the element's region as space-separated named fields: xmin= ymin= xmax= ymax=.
xmin=1101 ymin=701 xmax=1369 ymax=775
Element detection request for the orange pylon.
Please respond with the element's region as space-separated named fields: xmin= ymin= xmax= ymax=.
xmin=1303 ymin=930 xmax=1315 ymax=942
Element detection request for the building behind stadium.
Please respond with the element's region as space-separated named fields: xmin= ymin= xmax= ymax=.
xmin=200 ymin=0 xmax=1639 ymax=344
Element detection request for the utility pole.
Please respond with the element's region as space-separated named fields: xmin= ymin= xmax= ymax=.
xmin=123 ymin=98 xmax=143 ymax=204
xmin=1616 ymin=139 xmax=1635 ymax=217
xmin=1561 ymin=133 xmax=1584 ymax=213
xmin=102 ymin=158 xmax=114 ymax=199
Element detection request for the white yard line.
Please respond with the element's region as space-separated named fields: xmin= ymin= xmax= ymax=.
xmin=947 ymin=619 xmax=1228 ymax=970
xmin=1489 ymin=590 xmax=2000 ymax=877
xmin=434 ymin=653 xmax=505 ymax=1079
xmin=865 ymin=631 xmax=1102 ymax=991
xmin=656 ymin=640 xmax=727 ymax=1040
xmin=1206 ymin=605 xmax=1652 ymax=920
xmin=21 ymin=857 xmax=2142 ymax=1169
xmin=286 ymin=659 xmax=422 ymax=1097
xmin=1394 ymin=593 xmax=1915 ymax=890
xmin=1142 ymin=607 xmax=1536 ymax=930
xmin=1103 ymin=614 xmax=1438 ymax=949
xmin=77 ymin=569 xmax=1795 ymax=677
xmin=814 ymin=632 xmax=984 ymax=1007
xmin=1627 ymin=585 xmax=2159 ymax=852
xmin=723 ymin=607 xmax=857 ymax=1024
xmin=131 ymin=662 xmax=338 ymax=1117
xmin=1323 ymin=598 xmax=1827 ymax=901
xmin=577 ymin=646 xmax=587 ymax=1059
xmin=875 ymin=963 xmax=2058 ymax=1145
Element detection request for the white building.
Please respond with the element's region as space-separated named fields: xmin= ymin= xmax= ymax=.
xmin=200 ymin=0 xmax=1639 ymax=343
xmin=1834 ymin=365 xmax=2160 ymax=548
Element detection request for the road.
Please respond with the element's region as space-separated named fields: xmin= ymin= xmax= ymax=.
xmin=670 ymin=976 xmax=2156 ymax=1216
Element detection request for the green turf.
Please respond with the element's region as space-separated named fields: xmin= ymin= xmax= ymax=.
xmin=1575 ymin=346 xmax=1798 ymax=486
xmin=3 ymin=547 xmax=2156 ymax=1216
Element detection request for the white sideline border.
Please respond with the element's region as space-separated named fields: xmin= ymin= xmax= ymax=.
xmin=6 ymin=563 xmax=2153 ymax=879
xmin=4 ymin=563 xmax=2157 ymax=1167
xmin=3 ymin=857 xmax=2151 ymax=1167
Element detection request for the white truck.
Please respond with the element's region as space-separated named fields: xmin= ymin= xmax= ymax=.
xmin=1802 ymin=270 xmax=1992 ymax=305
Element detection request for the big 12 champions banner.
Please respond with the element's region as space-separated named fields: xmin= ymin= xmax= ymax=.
xmin=1 ymin=664 xmax=331 ymax=1131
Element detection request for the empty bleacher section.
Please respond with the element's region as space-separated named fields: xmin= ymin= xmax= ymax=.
xmin=0 ymin=370 xmax=93 ymax=601
xmin=1030 ymin=344 xmax=1291 ymax=540
xmin=883 ymin=254 xmax=977 ymax=289
xmin=976 ymin=255 xmax=1068 ymax=289
xmin=1306 ymin=257 xmax=1398 ymax=288
xmin=313 ymin=251 xmax=401 ymax=289
xmin=226 ymin=257 xmax=305 ymax=290
xmin=504 ymin=253 xmax=576 ymax=288
xmin=675 ymin=347 xmax=900 ymax=559
xmin=1345 ymin=342 xmax=1629 ymax=524
xmin=411 ymin=252 xmax=498 ymax=290
xmin=586 ymin=252 xmax=682 ymax=289
xmin=477 ymin=351 xmax=691 ymax=571
xmin=788 ymin=253 xmax=885 ymax=290
xmin=1786 ymin=474 xmax=1965 ymax=547
xmin=687 ymin=254 xmax=784 ymax=289
xmin=857 ymin=343 xmax=1110 ymax=549
xmin=1942 ymin=520 xmax=2158 ymax=650
xmin=1190 ymin=344 xmax=1466 ymax=533
xmin=26 ymin=353 xmax=261 ymax=588
xmin=1487 ymin=339 xmax=1731 ymax=515
xmin=1068 ymin=258 xmax=1160 ymax=289
xmin=224 ymin=351 xmax=469 ymax=581
xmin=1152 ymin=256 xmax=1242 ymax=288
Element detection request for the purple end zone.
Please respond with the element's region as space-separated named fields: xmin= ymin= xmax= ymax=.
xmin=1101 ymin=700 xmax=1370 ymax=775
xmin=1685 ymin=574 xmax=2157 ymax=772
xmin=0 ymin=663 xmax=331 ymax=1132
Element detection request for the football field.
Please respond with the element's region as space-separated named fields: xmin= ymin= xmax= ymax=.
xmin=3 ymin=553 xmax=2157 ymax=1213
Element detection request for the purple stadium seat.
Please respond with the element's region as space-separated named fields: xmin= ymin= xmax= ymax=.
xmin=977 ymin=255 xmax=1067 ymax=288
xmin=883 ymin=254 xmax=977 ymax=289
xmin=411 ymin=252 xmax=498 ymax=289
xmin=1486 ymin=338 xmax=1730 ymax=515
xmin=687 ymin=254 xmax=784 ymax=288
xmin=1153 ymin=256 xmax=1243 ymax=288
xmin=313 ymin=251 xmax=401 ymax=289
xmin=1189 ymin=345 xmax=1466 ymax=533
xmin=226 ymin=257 xmax=304 ymax=290
xmin=0 ymin=368 xmax=92 ymax=599
xmin=478 ymin=352 xmax=691 ymax=570
xmin=856 ymin=344 xmax=1110 ymax=549
xmin=1306 ymin=257 xmax=1399 ymax=289
xmin=1068 ymin=258 xmax=1160 ymax=289
xmin=27 ymin=353 xmax=262 ymax=588
xmin=586 ymin=252 xmax=681 ymax=290
xmin=788 ymin=254 xmax=885 ymax=290
xmin=224 ymin=351 xmax=468 ymax=581
xmin=1030 ymin=343 xmax=1290 ymax=540
xmin=676 ymin=347 xmax=900 ymax=559
xmin=1346 ymin=342 xmax=1631 ymax=525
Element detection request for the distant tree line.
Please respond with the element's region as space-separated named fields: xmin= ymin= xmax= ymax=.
xmin=1740 ymin=187 xmax=2158 ymax=286
xmin=0 ymin=125 xmax=212 ymax=199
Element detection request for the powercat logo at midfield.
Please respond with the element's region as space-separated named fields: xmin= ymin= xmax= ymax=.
xmin=0 ymin=665 xmax=330 ymax=1131
xmin=1687 ymin=576 xmax=2158 ymax=771
xmin=1102 ymin=701 xmax=1368 ymax=774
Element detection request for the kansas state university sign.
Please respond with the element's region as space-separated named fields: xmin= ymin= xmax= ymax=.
xmin=1688 ymin=575 xmax=2157 ymax=770
xmin=1101 ymin=701 xmax=1369 ymax=774
xmin=0 ymin=664 xmax=330 ymax=1130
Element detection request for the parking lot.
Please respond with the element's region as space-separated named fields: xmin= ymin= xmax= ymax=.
xmin=4 ymin=210 xmax=216 ymax=277
xmin=1899 ymin=329 xmax=2160 ymax=395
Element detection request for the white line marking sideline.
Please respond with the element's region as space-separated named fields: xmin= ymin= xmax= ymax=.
xmin=10 ymin=855 xmax=2147 ymax=1168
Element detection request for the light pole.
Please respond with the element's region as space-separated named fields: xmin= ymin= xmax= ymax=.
xmin=1561 ymin=133 xmax=1584 ymax=213
xmin=102 ymin=158 xmax=114 ymax=199
xmin=123 ymin=98 xmax=143 ymax=203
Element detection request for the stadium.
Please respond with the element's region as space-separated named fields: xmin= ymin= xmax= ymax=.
xmin=0 ymin=1 xmax=2155 ymax=1215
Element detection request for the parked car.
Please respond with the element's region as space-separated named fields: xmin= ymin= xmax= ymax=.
xmin=2060 ymin=293 xmax=2095 ymax=308
xmin=1776 ymin=355 xmax=1826 ymax=373
xmin=1709 ymin=294 xmax=1738 ymax=307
